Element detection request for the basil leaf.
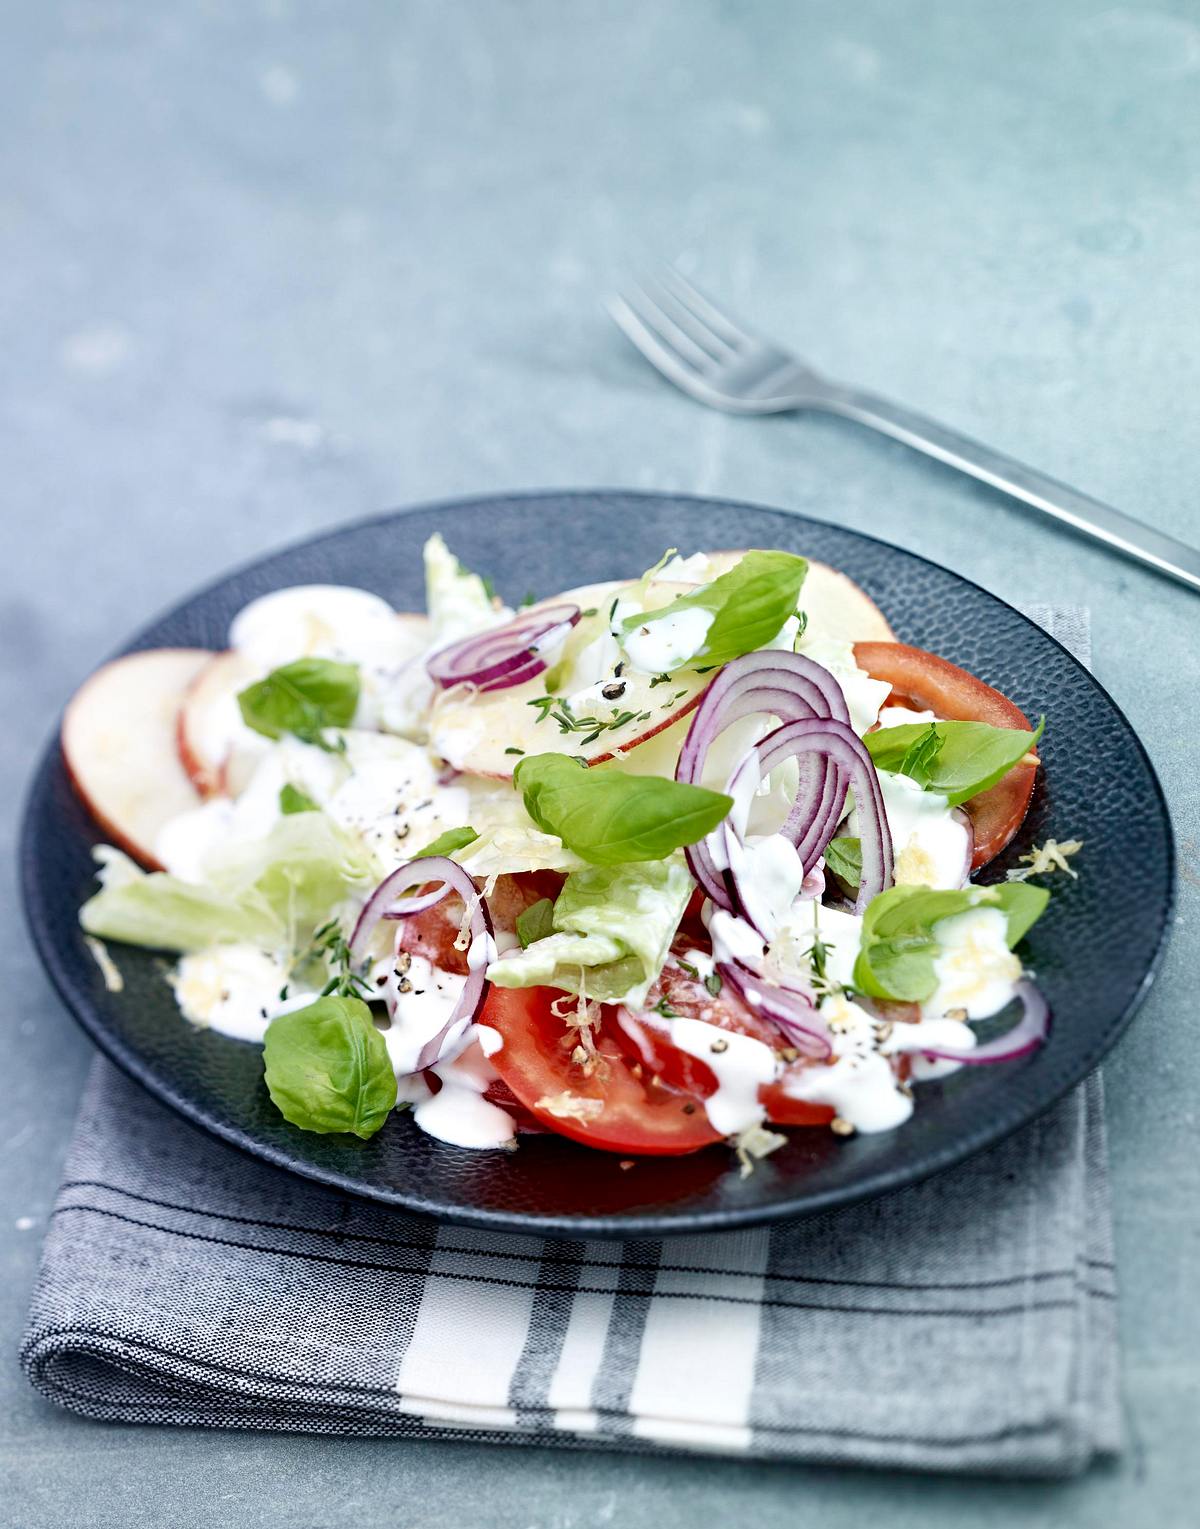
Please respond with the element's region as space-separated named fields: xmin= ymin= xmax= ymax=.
xmin=513 ymin=752 xmax=733 ymax=866
xmin=898 ymin=723 xmax=943 ymax=788
xmin=238 ymin=658 xmax=360 ymax=750
xmin=413 ymin=826 xmax=479 ymax=859
xmin=823 ymin=835 xmax=862 ymax=891
xmin=279 ymin=783 xmax=320 ymax=815
xmin=619 ymin=550 xmax=808 ymax=672
xmin=515 ymin=896 xmax=556 ymax=948
xmin=853 ymin=883 xmax=1049 ymax=1001
xmin=263 ymin=995 xmax=397 ymax=1139
xmin=865 ymin=717 xmax=1044 ymax=807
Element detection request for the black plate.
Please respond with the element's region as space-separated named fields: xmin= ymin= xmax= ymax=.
xmin=21 ymin=491 xmax=1175 ymax=1237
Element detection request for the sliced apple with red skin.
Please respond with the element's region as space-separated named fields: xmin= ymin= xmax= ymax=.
xmin=63 ymin=649 xmax=212 ymax=869
xmin=176 ymin=648 xmax=259 ymax=797
xmin=701 ymin=549 xmax=895 ymax=644
xmin=177 ymin=610 xmax=434 ymax=797
xmin=428 ymin=581 xmax=710 ymax=780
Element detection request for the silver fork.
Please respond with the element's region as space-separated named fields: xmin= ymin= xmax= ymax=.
xmin=608 ymin=269 xmax=1200 ymax=594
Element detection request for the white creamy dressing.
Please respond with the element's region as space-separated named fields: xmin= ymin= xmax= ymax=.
xmin=621 ymin=606 xmax=714 ymax=674
xmin=778 ymin=994 xmax=981 ymax=1132
xmin=383 ymin=955 xmax=468 ymax=1075
xmin=723 ymin=831 xmax=807 ymax=934
xmin=678 ymin=946 xmax=716 ymax=981
xmin=923 ymin=906 xmax=1021 ymax=1020
xmin=875 ymin=770 xmax=971 ymax=890
xmin=768 ymin=901 xmax=865 ymax=991
xmin=325 ymin=751 xmax=473 ymax=876
xmin=170 ymin=945 xmax=315 ymax=1042
xmin=877 ymin=704 xmax=937 ymax=729
xmin=230 ymin=584 xmax=427 ymax=732
xmin=662 ymin=1014 xmax=775 ymax=1135
xmin=864 ymin=705 xmax=972 ymax=890
xmin=414 ymin=1037 xmax=516 ymax=1149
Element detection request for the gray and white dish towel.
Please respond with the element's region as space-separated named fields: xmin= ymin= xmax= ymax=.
xmin=22 ymin=607 xmax=1119 ymax=1477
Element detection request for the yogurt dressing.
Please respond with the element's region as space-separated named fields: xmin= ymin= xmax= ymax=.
xmin=924 ymin=906 xmax=1021 ymax=1020
xmin=621 ymin=607 xmax=714 ymax=674
xmin=170 ymin=944 xmax=315 ymax=1043
xmin=414 ymin=1038 xmax=516 ymax=1149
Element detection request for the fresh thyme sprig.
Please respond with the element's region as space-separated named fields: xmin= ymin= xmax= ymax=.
xmin=299 ymin=919 xmax=375 ymax=1001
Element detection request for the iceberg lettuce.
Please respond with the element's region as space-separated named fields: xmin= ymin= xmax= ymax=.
xmin=487 ymin=854 xmax=690 ymax=1005
xmin=423 ymin=532 xmax=501 ymax=644
xmin=80 ymin=815 xmax=373 ymax=956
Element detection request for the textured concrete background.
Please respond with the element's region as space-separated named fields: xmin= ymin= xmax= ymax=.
xmin=4 ymin=1 xmax=1199 ymax=1524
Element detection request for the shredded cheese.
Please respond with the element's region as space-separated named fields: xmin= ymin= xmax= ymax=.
xmin=1007 ymin=838 xmax=1083 ymax=882
xmin=534 ymin=1091 xmax=605 ymax=1124
xmin=734 ymin=1123 xmax=788 ymax=1178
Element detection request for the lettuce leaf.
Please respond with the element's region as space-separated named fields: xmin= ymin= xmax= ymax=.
xmin=80 ymin=815 xmax=373 ymax=956
xmin=487 ymin=854 xmax=691 ymax=1005
xmin=423 ymin=532 xmax=499 ymax=642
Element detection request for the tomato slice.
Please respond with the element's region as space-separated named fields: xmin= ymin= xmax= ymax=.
xmin=398 ymin=870 xmax=565 ymax=975
xmin=854 ymin=641 xmax=1039 ymax=869
xmin=482 ymin=985 xmax=722 ymax=1154
xmin=641 ymin=954 xmax=837 ymax=1129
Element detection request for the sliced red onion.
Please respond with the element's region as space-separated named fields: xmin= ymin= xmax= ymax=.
xmin=349 ymin=863 xmax=454 ymax=960
xmin=678 ymin=652 xmax=853 ymax=906
xmin=348 ymin=856 xmax=495 ymax=1073
xmin=426 ymin=603 xmax=580 ymax=692
xmin=728 ymin=718 xmax=893 ymax=914
xmin=916 ymin=980 xmax=1049 ymax=1064
xmin=718 ymin=959 xmax=831 ymax=1058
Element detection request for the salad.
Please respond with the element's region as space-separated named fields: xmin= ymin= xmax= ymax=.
xmin=64 ymin=537 xmax=1075 ymax=1165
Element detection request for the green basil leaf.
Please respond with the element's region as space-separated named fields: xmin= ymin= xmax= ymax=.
xmin=853 ymin=883 xmax=1050 ymax=1001
xmin=865 ymin=717 xmax=1044 ymax=807
xmin=279 ymin=783 xmax=320 ymax=815
xmin=823 ymin=835 xmax=862 ymax=891
xmin=513 ymin=752 xmax=733 ymax=866
xmin=413 ymin=826 xmax=479 ymax=859
xmin=515 ymin=896 xmax=556 ymax=948
xmin=898 ymin=723 xmax=943 ymax=788
xmin=263 ymin=995 xmax=396 ymax=1139
xmin=238 ymin=658 xmax=360 ymax=750
xmin=619 ymin=550 xmax=808 ymax=672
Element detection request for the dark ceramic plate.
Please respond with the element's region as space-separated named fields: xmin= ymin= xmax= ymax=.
xmin=22 ymin=492 xmax=1174 ymax=1237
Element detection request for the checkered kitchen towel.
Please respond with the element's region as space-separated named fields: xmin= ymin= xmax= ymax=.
xmin=21 ymin=608 xmax=1120 ymax=1476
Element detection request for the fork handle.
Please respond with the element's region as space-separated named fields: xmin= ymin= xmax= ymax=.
xmin=820 ymin=385 xmax=1200 ymax=594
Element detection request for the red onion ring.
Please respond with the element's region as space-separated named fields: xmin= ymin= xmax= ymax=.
xmin=677 ymin=652 xmax=853 ymax=905
xmin=349 ymin=856 xmax=495 ymax=1073
xmin=426 ymin=603 xmax=580 ymax=692
xmin=913 ymin=980 xmax=1049 ymax=1064
xmin=718 ymin=959 xmax=831 ymax=1058
xmin=727 ymin=718 xmax=893 ymax=915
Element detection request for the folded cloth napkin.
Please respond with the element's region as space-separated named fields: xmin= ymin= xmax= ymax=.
xmin=22 ymin=608 xmax=1120 ymax=1477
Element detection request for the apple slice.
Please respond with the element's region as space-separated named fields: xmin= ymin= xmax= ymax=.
xmin=428 ymin=581 xmax=709 ymax=780
xmin=177 ymin=649 xmax=260 ymax=797
xmin=701 ymin=550 xmax=895 ymax=643
xmin=63 ymin=649 xmax=212 ymax=868
xmin=178 ymin=610 xmax=434 ymax=797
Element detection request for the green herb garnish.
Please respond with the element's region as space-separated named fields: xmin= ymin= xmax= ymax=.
xmin=238 ymin=658 xmax=359 ymax=752
xmin=513 ymin=752 xmax=733 ymax=866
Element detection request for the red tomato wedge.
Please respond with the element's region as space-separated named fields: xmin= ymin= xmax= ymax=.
xmin=854 ymin=641 xmax=1040 ymax=870
xmin=481 ymin=986 xmax=722 ymax=1154
xmin=645 ymin=957 xmax=837 ymax=1128
xmin=397 ymin=870 xmax=565 ymax=974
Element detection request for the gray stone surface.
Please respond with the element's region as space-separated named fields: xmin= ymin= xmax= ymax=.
xmin=3 ymin=0 xmax=1198 ymax=1524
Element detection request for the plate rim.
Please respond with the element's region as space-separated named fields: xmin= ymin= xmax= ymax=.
xmin=20 ymin=488 xmax=1178 ymax=1237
